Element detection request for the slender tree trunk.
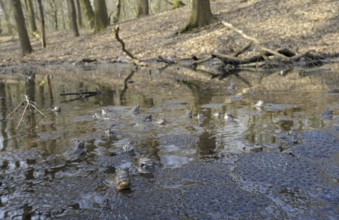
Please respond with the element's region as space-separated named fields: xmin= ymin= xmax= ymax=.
xmin=113 ymin=0 xmax=121 ymax=23
xmin=11 ymin=0 xmax=32 ymax=55
xmin=181 ymin=0 xmax=215 ymax=33
xmin=25 ymin=0 xmax=37 ymax=32
xmin=37 ymin=0 xmax=46 ymax=47
xmin=93 ymin=0 xmax=109 ymax=32
xmin=82 ymin=0 xmax=95 ymax=30
xmin=0 ymin=0 xmax=13 ymax=35
xmin=51 ymin=0 xmax=58 ymax=30
xmin=136 ymin=0 xmax=149 ymax=17
xmin=68 ymin=0 xmax=79 ymax=36
xmin=75 ymin=0 xmax=83 ymax=27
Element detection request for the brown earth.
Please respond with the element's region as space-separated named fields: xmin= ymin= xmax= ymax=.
xmin=0 ymin=0 xmax=338 ymax=65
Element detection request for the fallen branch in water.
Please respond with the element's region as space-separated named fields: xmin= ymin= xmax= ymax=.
xmin=60 ymin=91 xmax=102 ymax=103
xmin=6 ymin=95 xmax=46 ymax=129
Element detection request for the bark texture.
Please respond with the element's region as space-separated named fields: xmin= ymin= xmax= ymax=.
xmin=93 ymin=0 xmax=109 ymax=32
xmin=11 ymin=0 xmax=32 ymax=55
xmin=181 ymin=0 xmax=215 ymax=33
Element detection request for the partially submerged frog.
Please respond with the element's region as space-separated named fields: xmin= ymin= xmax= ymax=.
xmin=116 ymin=169 xmax=131 ymax=190
xmin=137 ymin=156 xmax=160 ymax=174
xmin=63 ymin=140 xmax=86 ymax=160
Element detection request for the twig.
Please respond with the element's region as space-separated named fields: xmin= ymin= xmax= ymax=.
xmin=233 ymin=43 xmax=252 ymax=57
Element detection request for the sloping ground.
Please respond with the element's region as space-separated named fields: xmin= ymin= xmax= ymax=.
xmin=0 ymin=0 xmax=338 ymax=65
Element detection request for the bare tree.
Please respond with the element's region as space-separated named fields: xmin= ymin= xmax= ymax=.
xmin=93 ymin=0 xmax=109 ymax=32
xmin=11 ymin=0 xmax=32 ymax=55
xmin=37 ymin=0 xmax=46 ymax=47
xmin=181 ymin=0 xmax=215 ymax=33
xmin=68 ymin=0 xmax=79 ymax=36
xmin=136 ymin=0 xmax=149 ymax=17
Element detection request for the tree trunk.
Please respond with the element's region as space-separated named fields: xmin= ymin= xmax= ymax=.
xmin=93 ymin=0 xmax=109 ymax=32
xmin=11 ymin=0 xmax=32 ymax=55
xmin=113 ymin=0 xmax=121 ymax=23
xmin=82 ymin=0 xmax=95 ymax=30
xmin=172 ymin=0 xmax=185 ymax=9
xmin=136 ymin=0 xmax=149 ymax=17
xmin=24 ymin=0 xmax=37 ymax=33
xmin=50 ymin=0 xmax=59 ymax=30
xmin=181 ymin=0 xmax=215 ymax=33
xmin=37 ymin=0 xmax=46 ymax=47
xmin=68 ymin=0 xmax=79 ymax=36
xmin=75 ymin=0 xmax=83 ymax=27
xmin=0 ymin=0 xmax=13 ymax=35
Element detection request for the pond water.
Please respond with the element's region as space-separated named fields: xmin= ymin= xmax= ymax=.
xmin=0 ymin=62 xmax=338 ymax=219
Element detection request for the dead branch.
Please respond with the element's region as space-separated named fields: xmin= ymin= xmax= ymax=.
xmin=6 ymin=95 xmax=46 ymax=129
xmin=233 ymin=43 xmax=252 ymax=57
xmin=113 ymin=26 xmax=146 ymax=66
xmin=221 ymin=21 xmax=289 ymax=60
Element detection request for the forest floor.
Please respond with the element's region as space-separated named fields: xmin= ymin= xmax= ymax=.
xmin=0 ymin=0 xmax=338 ymax=65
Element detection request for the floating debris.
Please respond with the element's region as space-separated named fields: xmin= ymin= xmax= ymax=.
xmin=213 ymin=112 xmax=222 ymax=118
xmin=155 ymin=118 xmax=167 ymax=125
xmin=255 ymin=100 xmax=264 ymax=109
xmin=52 ymin=106 xmax=61 ymax=112
xmin=184 ymin=109 xmax=193 ymax=119
xmin=224 ymin=113 xmax=237 ymax=122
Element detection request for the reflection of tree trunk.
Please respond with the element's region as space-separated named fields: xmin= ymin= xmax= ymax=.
xmin=11 ymin=0 xmax=33 ymax=55
xmin=137 ymin=0 xmax=149 ymax=17
xmin=0 ymin=81 xmax=8 ymax=151
xmin=37 ymin=0 xmax=46 ymax=47
xmin=0 ymin=0 xmax=13 ymax=35
xmin=24 ymin=0 xmax=37 ymax=33
xmin=68 ymin=0 xmax=79 ymax=37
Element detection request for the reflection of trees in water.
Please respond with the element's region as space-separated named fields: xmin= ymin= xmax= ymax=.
xmin=0 ymin=81 xmax=8 ymax=151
